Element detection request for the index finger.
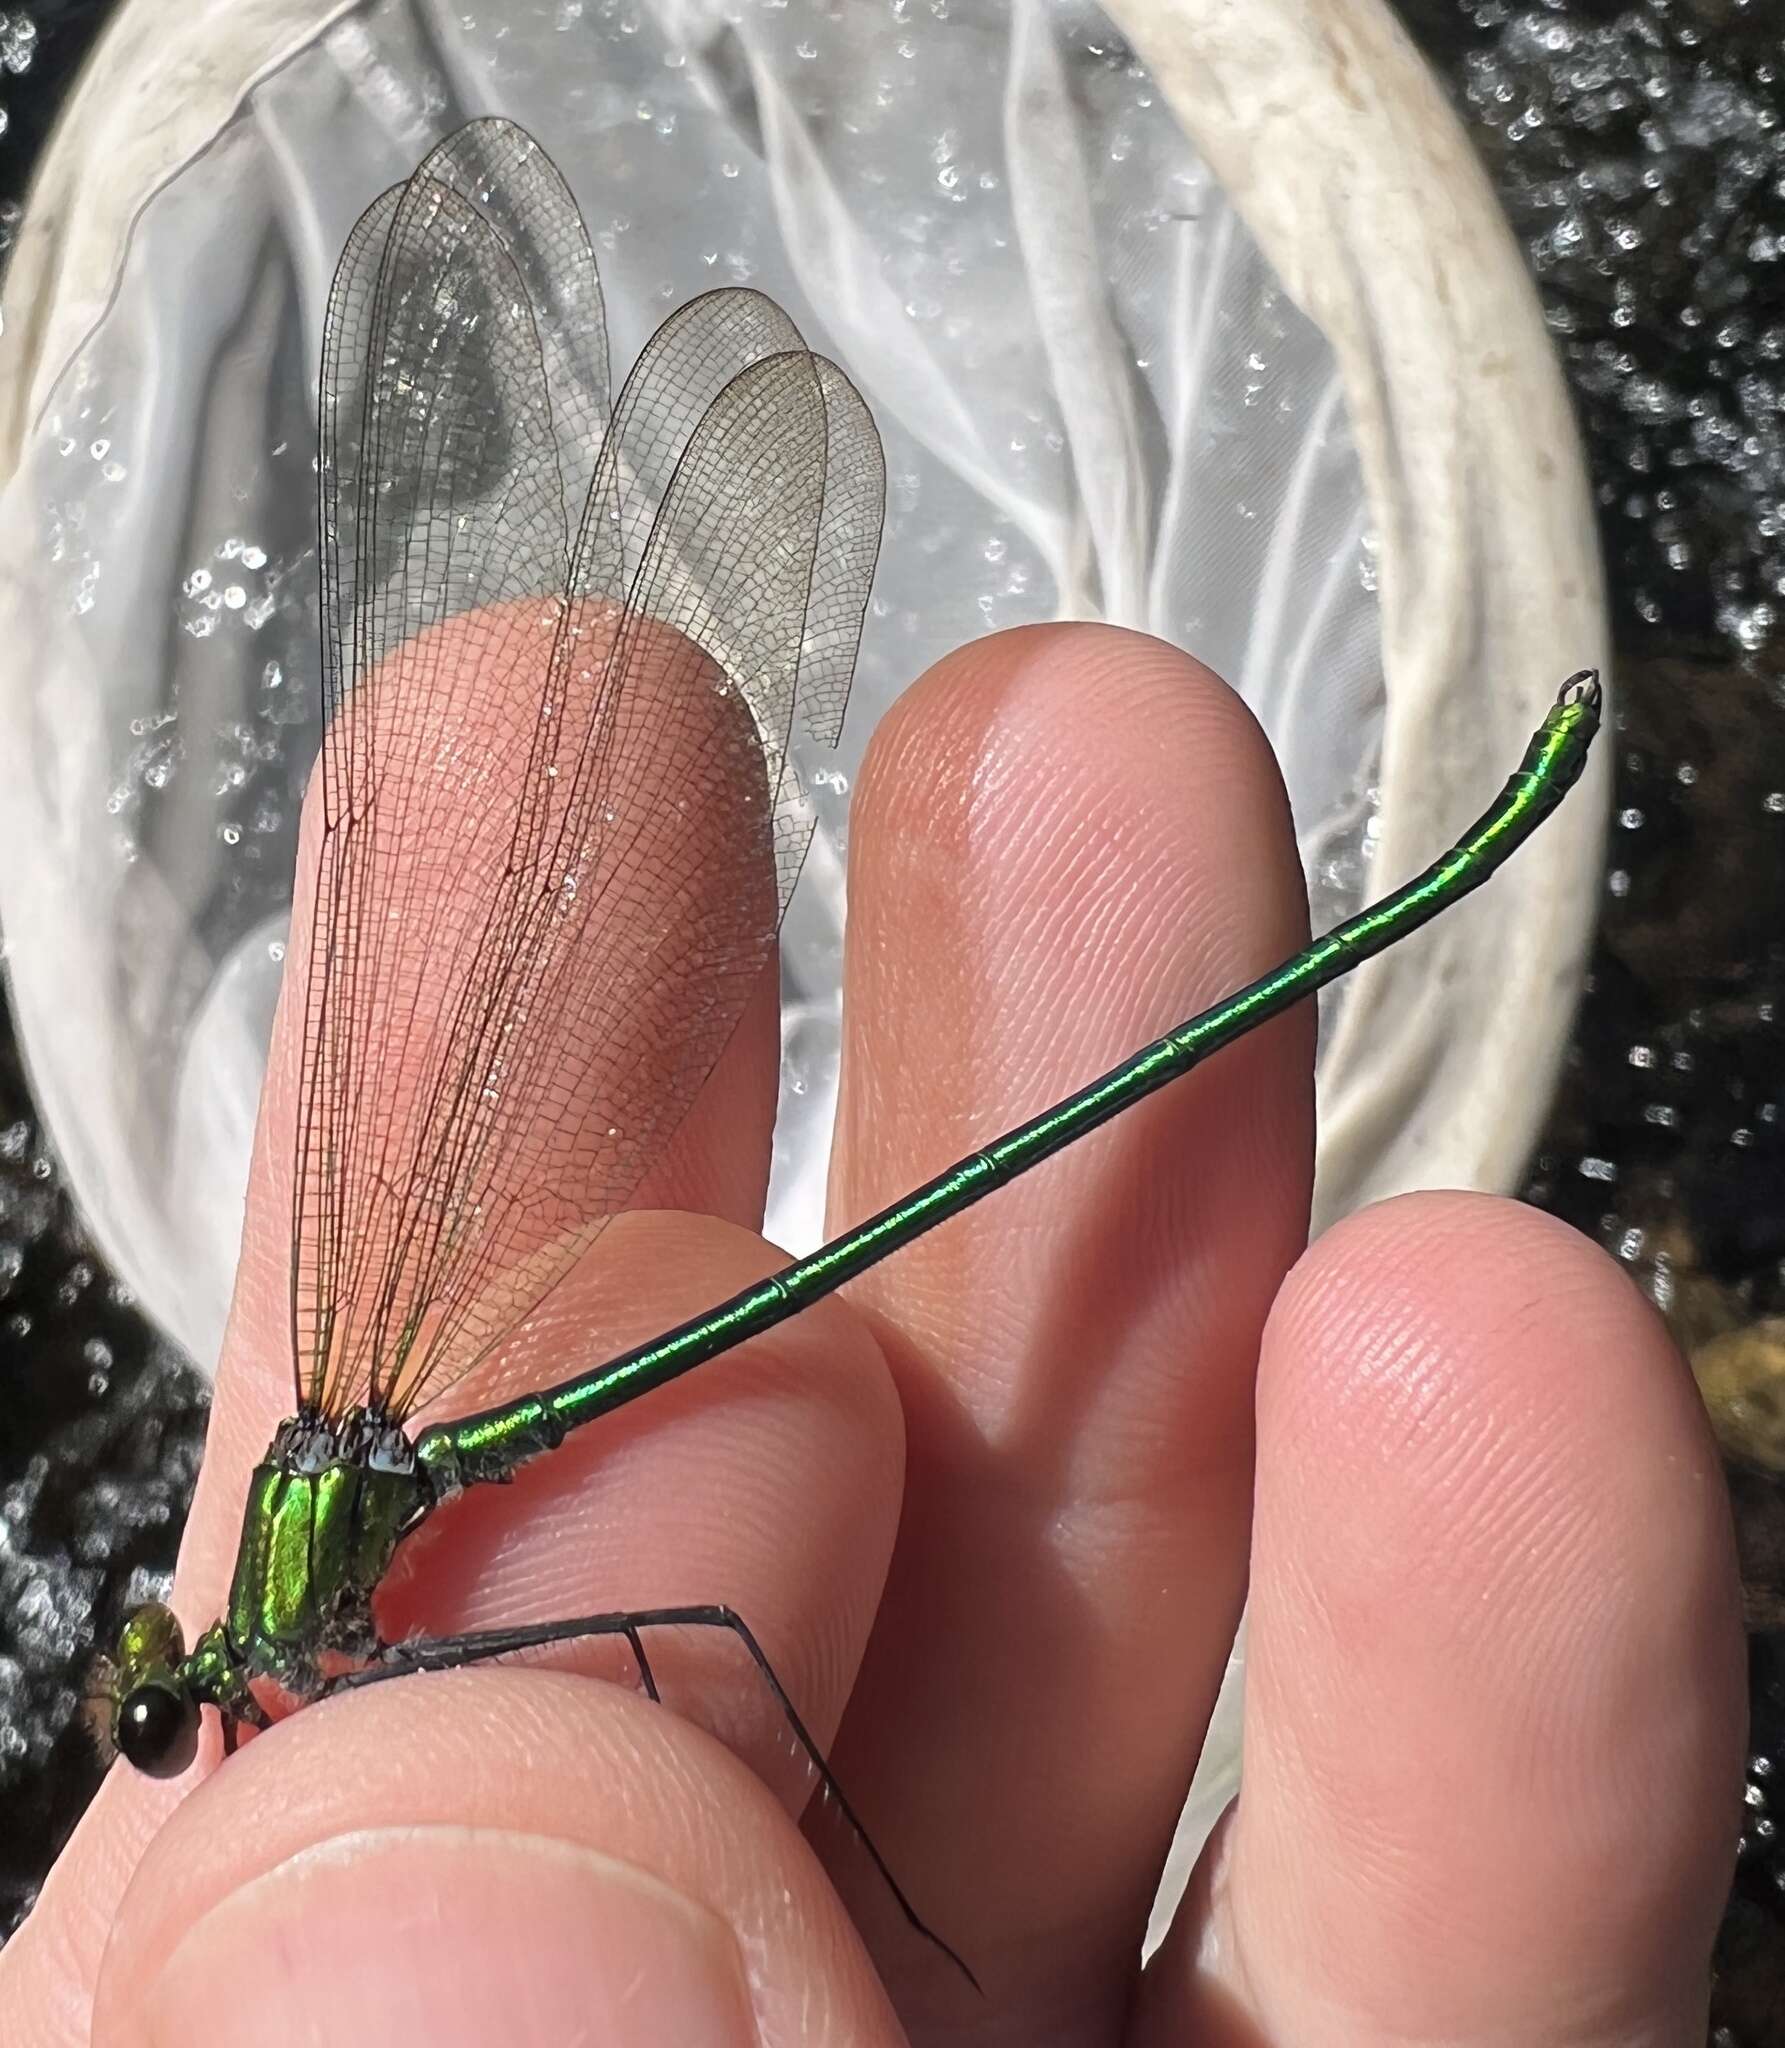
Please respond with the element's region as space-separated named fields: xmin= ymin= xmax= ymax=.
xmin=0 ymin=604 xmax=802 ymax=2038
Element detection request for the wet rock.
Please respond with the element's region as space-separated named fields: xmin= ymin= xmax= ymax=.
xmin=1697 ymin=1320 xmax=1785 ymax=1476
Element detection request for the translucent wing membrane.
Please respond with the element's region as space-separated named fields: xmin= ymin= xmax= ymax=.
xmin=297 ymin=118 xmax=882 ymax=1422
xmin=417 ymin=120 xmax=612 ymax=544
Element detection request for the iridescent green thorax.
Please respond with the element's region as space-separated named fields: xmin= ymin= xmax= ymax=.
xmin=101 ymin=1407 xmax=434 ymax=1769
xmin=225 ymin=1409 xmax=430 ymax=1680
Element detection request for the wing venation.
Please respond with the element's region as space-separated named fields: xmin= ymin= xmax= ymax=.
xmin=296 ymin=120 xmax=883 ymax=1424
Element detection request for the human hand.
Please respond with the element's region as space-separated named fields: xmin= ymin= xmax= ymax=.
xmin=0 ymin=625 xmax=1744 ymax=2045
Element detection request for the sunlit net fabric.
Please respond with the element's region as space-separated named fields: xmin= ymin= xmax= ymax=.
xmin=0 ymin=0 xmax=1387 ymax=1375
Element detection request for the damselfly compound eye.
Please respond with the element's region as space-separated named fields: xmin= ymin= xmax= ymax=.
xmin=114 ymin=1681 xmax=200 ymax=1779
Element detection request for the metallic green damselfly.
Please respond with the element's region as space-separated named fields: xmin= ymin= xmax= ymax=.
xmin=92 ymin=119 xmax=1601 ymax=1979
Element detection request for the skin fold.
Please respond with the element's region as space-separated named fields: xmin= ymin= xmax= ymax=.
xmin=1 ymin=623 xmax=1744 ymax=2048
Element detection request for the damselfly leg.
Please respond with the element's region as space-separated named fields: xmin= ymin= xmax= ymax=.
xmin=323 ymin=1602 xmax=978 ymax=1988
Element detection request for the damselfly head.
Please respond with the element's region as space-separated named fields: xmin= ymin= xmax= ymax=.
xmin=95 ymin=1600 xmax=201 ymax=1780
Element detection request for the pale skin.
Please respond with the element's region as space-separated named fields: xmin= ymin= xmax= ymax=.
xmin=1 ymin=624 xmax=1746 ymax=2046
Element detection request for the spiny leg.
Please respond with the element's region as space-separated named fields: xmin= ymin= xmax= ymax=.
xmin=322 ymin=1603 xmax=976 ymax=1990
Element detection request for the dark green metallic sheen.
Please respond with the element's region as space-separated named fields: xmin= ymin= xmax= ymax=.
xmin=228 ymin=1453 xmax=424 ymax=1652
xmin=131 ymin=1413 xmax=433 ymax=1737
xmin=112 ymin=1602 xmax=188 ymax=1695
xmin=182 ymin=1624 xmax=241 ymax=1706
xmin=416 ymin=673 xmax=1602 ymax=1497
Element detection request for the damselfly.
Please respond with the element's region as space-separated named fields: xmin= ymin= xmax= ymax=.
xmin=90 ymin=118 xmax=1601 ymax=1978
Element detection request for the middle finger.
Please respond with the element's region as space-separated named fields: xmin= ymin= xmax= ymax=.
xmin=825 ymin=624 xmax=1315 ymax=2030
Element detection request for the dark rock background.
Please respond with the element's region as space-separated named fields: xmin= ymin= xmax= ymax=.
xmin=2 ymin=0 xmax=1782 ymax=2033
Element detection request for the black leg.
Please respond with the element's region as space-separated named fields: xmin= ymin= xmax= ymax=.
xmin=622 ymin=1622 xmax=661 ymax=1704
xmin=322 ymin=1603 xmax=977 ymax=1991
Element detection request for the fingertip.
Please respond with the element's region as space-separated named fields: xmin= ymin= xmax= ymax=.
xmin=1262 ymin=1191 xmax=1735 ymax=1632
xmin=854 ymin=625 xmax=1295 ymax=948
xmin=1229 ymin=1189 xmax=1744 ymax=2036
xmin=139 ymin=1829 xmax=765 ymax=2048
xmin=838 ymin=618 xmax=1311 ymax=1263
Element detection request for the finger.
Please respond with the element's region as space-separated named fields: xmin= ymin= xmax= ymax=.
xmin=0 ymin=603 xmax=793 ymax=2040
xmin=1147 ymin=1193 xmax=1745 ymax=2046
xmin=91 ymin=1670 xmax=909 ymax=2048
xmin=824 ymin=625 xmax=1314 ymax=2018
xmin=192 ymin=598 xmax=785 ymax=1620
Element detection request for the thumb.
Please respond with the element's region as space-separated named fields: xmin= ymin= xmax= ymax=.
xmin=92 ymin=1669 xmax=909 ymax=2048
